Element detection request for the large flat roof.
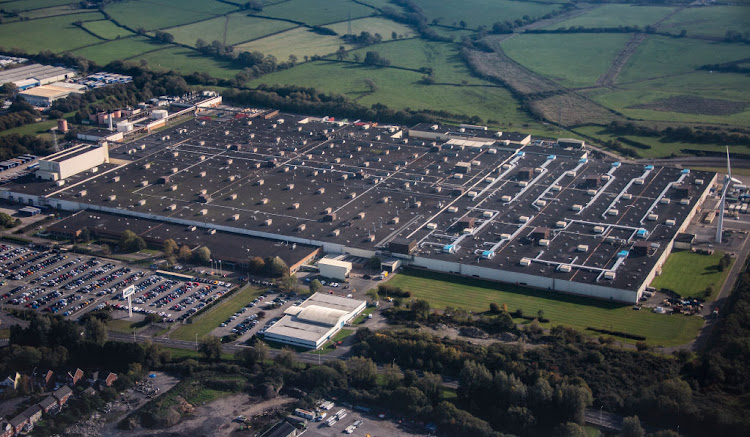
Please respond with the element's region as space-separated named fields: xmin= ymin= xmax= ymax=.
xmin=264 ymin=292 xmax=365 ymax=343
xmin=0 ymin=111 xmax=715 ymax=298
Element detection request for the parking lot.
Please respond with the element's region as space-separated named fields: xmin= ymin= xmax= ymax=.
xmin=304 ymin=408 xmax=429 ymax=437
xmin=0 ymin=242 xmax=234 ymax=325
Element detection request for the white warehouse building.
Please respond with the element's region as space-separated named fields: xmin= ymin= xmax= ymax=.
xmin=36 ymin=144 xmax=109 ymax=181
xmin=263 ymin=293 xmax=366 ymax=349
xmin=318 ymin=257 xmax=352 ymax=281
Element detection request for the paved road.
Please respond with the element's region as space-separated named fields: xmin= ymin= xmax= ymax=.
xmin=585 ymin=408 xmax=623 ymax=431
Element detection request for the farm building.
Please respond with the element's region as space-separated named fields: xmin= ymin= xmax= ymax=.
xmin=263 ymin=293 xmax=366 ymax=349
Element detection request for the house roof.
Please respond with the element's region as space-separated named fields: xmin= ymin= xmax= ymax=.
xmin=38 ymin=396 xmax=57 ymax=409
xmin=53 ymin=385 xmax=72 ymax=399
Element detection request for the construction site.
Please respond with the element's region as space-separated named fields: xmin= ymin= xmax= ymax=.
xmin=0 ymin=109 xmax=716 ymax=304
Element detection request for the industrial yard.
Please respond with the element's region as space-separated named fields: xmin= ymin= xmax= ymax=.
xmin=0 ymin=108 xmax=715 ymax=304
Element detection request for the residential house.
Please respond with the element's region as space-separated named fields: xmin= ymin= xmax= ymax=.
xmin=21 ymin=405 xmax=42 ymax=428
xmin=104 ymin=372 xmax=118 ymax=387
xmin=53 ymin=385 xmax=72 ymax=408
xmin=8 ymin=414 xmax=28 ymax=435
xmin=1 ymin=421 xmax=13 ymax=437
xmin=68 ymin=368 xmax=83 ymax=386
xmin=38 ymin=395 xmax=58 ymax=414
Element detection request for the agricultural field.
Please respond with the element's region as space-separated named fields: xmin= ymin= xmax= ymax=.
xmin=72 ymin=36 xmax=164 ymax=66
xmin=103 ymin=0 xmax=235 ymax=31
xmin=660 ymin=6 xmax=750 ymax=38
xmin=386 ymin=269 xmax=704 ymax=347
xmin=0 ymin=12 xmax=104 ymax=53
xmin=543 ymin=4 xmax=676 ymax=29
xmin=170 ymin=285 xmax=262 ymax=341
xmin=571 ymin=125 xmax=750 ymax=159
xmin=501 ymin=33 xmax=631 ymax=88
xmin=651 ymin=251 xmax=732 ymax=301
xmin=19 ymin=4 xmax=80 ymax=19
xmin=325 ymin=17 xmax=415 ymax=39
xmin=345 ymin=38 xmax=486 ymax=85
xmin=235 ymin=27 xmax=355 ymax=62
xmin=165 ymin=13 xmax=297 ymax=48
xmin=248 ymin=60 xmax=537 ymax=127
xmin=409 ymin=0 xmax=564 ymax=29
xmin=0 ymin=0 xmax=76 ymax=11
xmin=135 ymin=46 xmax=239 ymax=79
xmin=616 ymin=36 xmax=750 ymax=84
xmin=257 ymin=0 xmax=377 ymax=26
xmin=82 ymin=19 xmax=135 ymax=40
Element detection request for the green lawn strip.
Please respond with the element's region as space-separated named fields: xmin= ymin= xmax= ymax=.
xmin=651 ymin=251 xmax=733 ymax=301
xmin=409 ymin=0 xmax=563 ymax=29
xmin=81 ymin=19 xmax=135 ymax=40
xmin=133 ymin=46 xmax=240 ymax=80
xmin=170 ymin=285 xmax=262 ymax=341
xmin=386 ymin=269 xmax=703 ymax=347
xmin=107 ymin=319 xmax=142 ymax=333
xmin=256 ymin=0 xmax=374 ymax=26
xmin=352 ymin=307 xmax=375 ymax=325
xmin=161 ymin=346 xmax=235 ymax=361
xmin=660 ymin=6 xmax=750 ymax=38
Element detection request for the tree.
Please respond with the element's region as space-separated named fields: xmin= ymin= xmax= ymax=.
xmin=274 ymin=347 xmax=297 ymax=368
xmin=192 ymin=246 xmax=211 ymax=265
xmin=367 ymin=256 xmax=381 ymax=271
xmin=459 ymin=20 xmax=467 ymax=29
xmin=410 ymin=299 xmax=431 ymax=321
xmin=248 ymin=256 xmax=265 ymax=274
xmin=144 ymin=313 xmax=161 ymax=325
xmin=265 ymin=256 xmax=288 ymax=277
xmin=381 ymin=362 xmax=403 ymax=389
xmin=236 ymin=342 xmax=268 ymax=367
xmin=363 ymin=78 xmax=378 ymax=92
xmin=1 ymin=82 xmax=17 ymax=96
xmin=198 ymin=336 xmax=221 ymax=360
xmin=346 ymin=356 xmax=377 ymax=388
xmin=178 ymin=244 xmax=192 ymax=262
xmin=335 ymin=46 xmax=348 ymax=61
xmin=392 ymin=31 xmax=398 ymax=40
xmin=280 ymin=273 xmax=298 ymax=292
xmin=555 ymin=422 xmax=587 ymax=437
xmin=120 ymin=230 xmax=146 ymax=252
xmin=489 ymin=303 xmax=500 ymax=314
xmin=288 ymin=54 xmax=297 ymax=65
xmin=366 ymin=288 xmax=379 ymax=302
xmin=0 ymin=212 xmax=16 ymax=228
xmin=163 ymin=239 xmax=178 ymax=257
xmin=309 ymin=279 xmax=323 ymax=294
xmin=84 ymin=318 xmax=107 ymax=345
xmin=620 ymin=415 xmax=645 ymax=437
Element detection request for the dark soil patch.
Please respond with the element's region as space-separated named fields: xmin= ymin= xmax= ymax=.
xmin=631 ymin=95 xmax=747 ymax=116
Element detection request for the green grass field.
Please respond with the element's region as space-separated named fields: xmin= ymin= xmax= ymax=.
xmin=409 ymin=0 xmax=563 ymax=29
xmin=312 ymin=328 xmax=355 ymax=354
xmin=325 ymin=17 xmax=414 ymax=39
xmin=236 ymin=27 xmax=354 ymax=61
xmin=386 ymin=269 xmax=704 ymax=347
xmin=82 ymin=19 xmax=135 ymax=40
xmin=258 ymin=0 xmax=376 ymax=26
xmin=103 ymin=0 xmax=235 ymax=31
xmin=249 ymin=60 xmax=537 ymax=126
xmin=0 ymin=12 xmax=104 ymax=52
xmin=660 ymin=6 xmax=750 ymax=38
xmin=345 ymin=38 xmax=487 ymax=85
xmin=617 ymin=36 xmax=750 ymax=84
xmin=165 ymin=13 xmax=297 ymax=47
xmin=502 ymin=33 xmax=632 ymax=88
xmin=0 ymin=0 xmax=76 ymax=11
xmin=73 ymin=36 xmax=164 ymax=66
xmin=651 ymin=251 xmax=732 ymax=300
xmin=135 ymin=46 xmax=240 ymax=79
xmin=107 ymin=319 xmax=140 ymax=333
xmin=0 ymin=119 xmax=58 ymax=139
xmin=544 ymin=4 xmax=676 ymax=29
xmin=571 ymin=124 xmax=750 ymax=159
xmin=170 ymin=285 xmax=262 ymax=341
xmin=19 ymin=4 xmax=80 ymax=19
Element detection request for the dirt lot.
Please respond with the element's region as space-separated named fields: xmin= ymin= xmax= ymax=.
xmin=305 ymin=409 xmax=430 ymax=437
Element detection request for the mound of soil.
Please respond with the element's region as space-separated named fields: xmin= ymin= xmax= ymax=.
xmin=631 ymin=95 xmax=746 ymax=116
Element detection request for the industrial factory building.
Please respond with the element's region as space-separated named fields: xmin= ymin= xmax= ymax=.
xmin=263 ymin=293 xmax=366 ymax=349
xmin=35 ymin=144 xmax=109 ymax=181
xmin=0 ymin=108 xmax=715 ymax=303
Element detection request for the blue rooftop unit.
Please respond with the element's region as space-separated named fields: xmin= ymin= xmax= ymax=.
xmin=516 ymin=151 xmax=525 ymax=157
xmin=617 ymin=250 xmax=629 ymax=258
xmin=579 ymin=158 xmax=588 ymax=164
xmin=644 ymin=165 xmax=654 ymax=171
xmin=547 ymin=155 xmax=556 ymax=160
xmin=612 ymin=162 xmax=621 ymax=167
xmin=681 ymin=169 xmax=690 ymax=174
xmin=481 ymin=250 xmax=495 ymax=259
xmin=443 ymin=245 xmax=456 ymax=254
xmin=636 ymin=229 xmax=648 ymax=238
